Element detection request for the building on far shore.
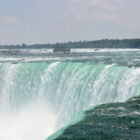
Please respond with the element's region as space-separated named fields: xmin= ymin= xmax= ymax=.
xmin=53 ymin=45 xmax=71 ymax=53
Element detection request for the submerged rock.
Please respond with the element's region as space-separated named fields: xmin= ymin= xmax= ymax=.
xmin=47 ymin=96 xmax=140 ymax=140
xmin=53 ymin=46 xmax=70 ymax=53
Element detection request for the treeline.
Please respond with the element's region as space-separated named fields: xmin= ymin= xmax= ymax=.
xmin=0 ymin=39 xmax=140 ymax=49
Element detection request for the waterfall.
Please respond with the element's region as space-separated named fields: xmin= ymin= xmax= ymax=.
xmin=0 ymin=62 xmax=140 ymax=140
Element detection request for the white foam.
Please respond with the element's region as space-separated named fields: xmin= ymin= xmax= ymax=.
xmin=0 ymin=101 xmax=57 ymax=140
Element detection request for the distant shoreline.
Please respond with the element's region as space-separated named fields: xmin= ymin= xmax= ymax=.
xmin=0 ymin=39 xmax=140 ymax=49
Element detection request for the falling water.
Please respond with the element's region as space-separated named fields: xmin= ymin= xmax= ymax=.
xmin=0 ymin=61 xmax=140 ymax=140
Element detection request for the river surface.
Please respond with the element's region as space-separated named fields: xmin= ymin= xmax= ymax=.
xmin=0 ymin=48 xmax=140 ymax=140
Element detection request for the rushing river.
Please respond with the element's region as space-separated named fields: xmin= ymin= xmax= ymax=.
xmin=0 ymin=48 xmax=140 ymax=140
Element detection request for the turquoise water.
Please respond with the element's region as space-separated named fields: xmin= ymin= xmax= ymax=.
xmin=0 ymin=61 xmax=140 ymax=139
xmin=0 ymin=49 xmax=140 ymax=139
xmin=48 ymin=96 xmax=140 ymax=140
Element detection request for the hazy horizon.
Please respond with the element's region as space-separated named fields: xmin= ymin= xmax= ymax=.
xmin=1 ymin=38 xmax=140 ymax=46
xmin=0 ymin=0 xmax=140 ymax=45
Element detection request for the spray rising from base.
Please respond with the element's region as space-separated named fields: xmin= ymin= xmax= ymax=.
xmin=0 ymin=100 xmax=57 ymax=140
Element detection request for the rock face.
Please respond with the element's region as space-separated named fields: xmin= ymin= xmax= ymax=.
xmin=47 ymin=96 xmax=140 ymax=140
xmin=53 ymin=46 xmax=70 ymax=53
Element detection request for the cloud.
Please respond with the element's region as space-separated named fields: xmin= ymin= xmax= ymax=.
xmin=67 ymin=0 xmax=118 ymax=22
xmin=67 ymin=0 xmax=140 ymax=28
xmin=89 ymin=0 xmax=116 ymax=11
xmin=33 ymin=0 xmax=140 ymax=30
xmin=0 ymin=17 xmax=18 ymax=24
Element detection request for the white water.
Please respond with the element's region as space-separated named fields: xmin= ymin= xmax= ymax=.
xmin=0 ymin=63 xmax=57 ymax=140
xmin=0 ymin=102 xmax=56 ymax=140
xmin=0 ymin=62 xmax=140 ymax=140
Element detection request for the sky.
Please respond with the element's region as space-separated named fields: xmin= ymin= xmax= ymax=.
xmin=0 ymin=0 xmax=140 ymax=44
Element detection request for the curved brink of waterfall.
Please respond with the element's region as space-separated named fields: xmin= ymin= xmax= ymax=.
xmin=0 ymin=62 xmax=140 ymax=140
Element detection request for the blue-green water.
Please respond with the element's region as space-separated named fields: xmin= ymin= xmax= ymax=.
xmin=48 ymin=96 xmax=140 ymax=140
xmin=0 ymin=49 xmax=140 ymax=140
